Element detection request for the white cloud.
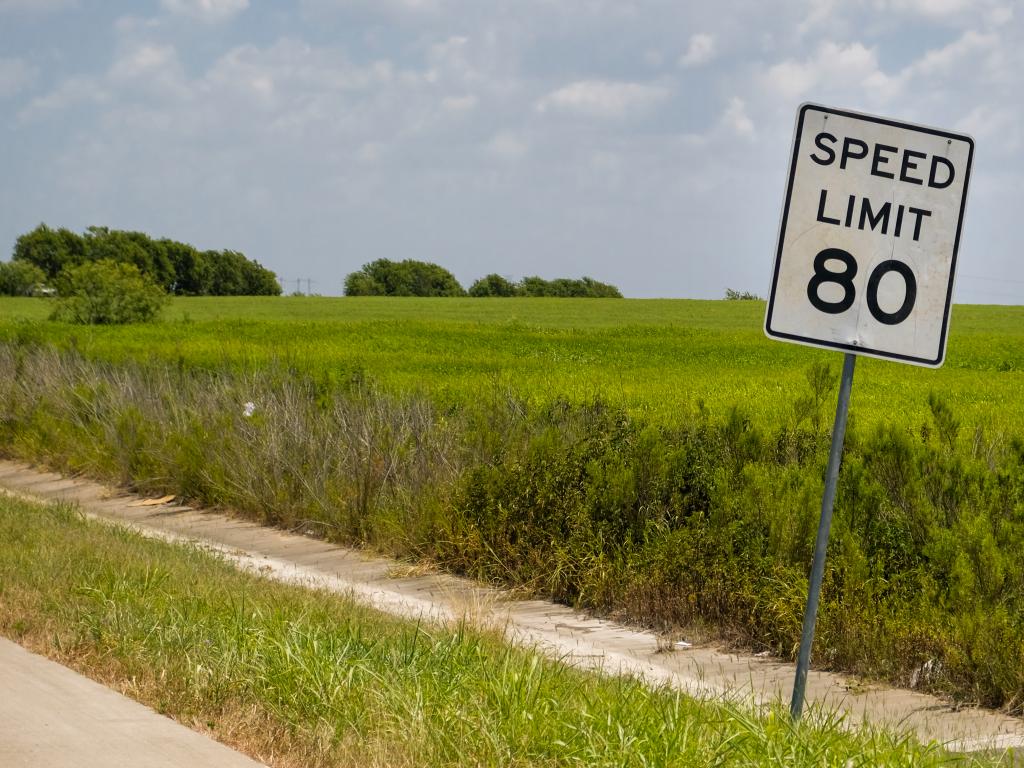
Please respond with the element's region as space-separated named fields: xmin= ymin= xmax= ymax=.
xmin=761 ymin=30 xmax=1000 ymax=113
xmin=986 ymin=5 xmax=1013 ymax=25
xmin=485 ymin=132 xmax=527 ymax=159
xmin=110 ymin=44 xmax=178 ymax=80
xmin=876 ymin=0 xmax=985 ymax=18
xmin=160 ymin=0 xmax=248 ymax=23
xmin=535 ymin=79 xmax=668 ymax=119
xmin=901 ymin=29 xmax=997 ymax=78
xmin=0 ymin=57 xmax=35 ymax=98
xmin=956 ymin=104 xmax=1019 ymax=152
xmin=19 ymin=75 xmax=107 ymax=121
xmin=441 ymin=94 xmax=477 ymax=112
xmin=679 ymin=33 xmax=715 ymax=68
xmin=797 ymin=0 xmax=841 ymax=36
xmin=762 ymin=41 xmax=895 ymax=103
xmin=721 ymin=97 xmax=754 ymax=139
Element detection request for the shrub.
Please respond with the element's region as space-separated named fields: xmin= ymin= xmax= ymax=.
xmin=469 ymin=274 xmax=519 ymax=297
xmin=725 ymin=288 xmax=762 ymax=300
xmin=344 ymin=259 xmax=465 ymax=297
xmin=519 ymin=276 xmax=622 ymax=298
xmin=50 ymin=260 xmax=168 ymax=325
xmin=0 ymin=260 xmax=47 ymax=296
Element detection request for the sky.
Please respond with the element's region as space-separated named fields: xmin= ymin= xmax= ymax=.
xmin=0 ymin=0 xmax=1021 ymax=302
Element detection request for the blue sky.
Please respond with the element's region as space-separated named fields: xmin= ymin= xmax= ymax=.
xmin=0 ymin=0 xmax=1020 ymax=301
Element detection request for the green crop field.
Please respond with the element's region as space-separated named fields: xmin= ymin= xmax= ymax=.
xmin=2 ymin=296 xmax=1022 ymax=432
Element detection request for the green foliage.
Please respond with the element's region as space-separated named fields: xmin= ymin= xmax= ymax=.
xmin=12 ymin=223 xmax=280 ymax=296
xmin=928 ymin=391 xmax=961 ymax=450
xmin=725 ymin=288 xmax=763 ymax=300
xmin=12 ymin=223 xmax=84 ymax=277
xmin=0 ymin=260 xmax=47 ymax=296
xmin=344 ymin=259 xmax=466 ymax=296
xmin=160 ymin=239 xmax=210 ymax=295
xmin=83 ymin=226 xmax=176 ymax=291
xmin=50 ymin=260 xmax=168 ymax=325
xmin=519 ymin=275 xmax=623 ymax=297
xmin=206 ymin=249 xmax=281 ymax=296
xmin=342 ymin=262 xmax=624 ymax=298
xmin=469 ymin=273 xmax=518 ymax=297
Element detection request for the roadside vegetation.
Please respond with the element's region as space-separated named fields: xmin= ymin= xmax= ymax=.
xmin=0 ymin=494 xmax=991 ymax=767
xmin=1 ymin=303 xmax=1023 ymax=711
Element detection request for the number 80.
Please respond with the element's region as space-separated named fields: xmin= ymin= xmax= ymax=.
xmin=807 ymin=248 xmax=918 ymax=326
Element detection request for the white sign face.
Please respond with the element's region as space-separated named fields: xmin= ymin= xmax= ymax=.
xmin=764 ymin=103 xmax=973 ymax=367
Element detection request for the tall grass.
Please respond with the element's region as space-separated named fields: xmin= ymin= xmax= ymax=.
xmin=2 ymin=342 xmax=1024 ymax=711
xmin=0 ymin=494 xmax=989 ymax=767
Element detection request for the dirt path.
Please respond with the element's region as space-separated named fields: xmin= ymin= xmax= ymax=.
xmin=1 ymin=459 xmax=1021 ymax=754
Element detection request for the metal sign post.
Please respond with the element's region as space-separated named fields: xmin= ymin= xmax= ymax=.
xmin=789 ymin=352 xmax=855 ymax=719
xmin=764 ymin=103 xmax=973 ymax=719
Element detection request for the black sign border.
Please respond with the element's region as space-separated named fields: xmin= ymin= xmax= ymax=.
xmin=764 ymin=102 xmax=975 ymax=368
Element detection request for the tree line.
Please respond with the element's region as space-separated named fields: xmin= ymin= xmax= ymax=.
xmin=0 ymin=224 xmax=281 ymax=297
xmin=343 ymin=259 xmax=622 ymax=298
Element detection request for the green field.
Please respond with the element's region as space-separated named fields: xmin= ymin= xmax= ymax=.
xmin=2 ymin=296 xmax=1023 ymax=431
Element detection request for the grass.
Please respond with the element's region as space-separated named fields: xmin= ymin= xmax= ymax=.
xmin=1 ymin=296 xmax=1022 ymax=430
xmin=1 ymin=296 xmax=1024 ymax=711
xmin=0 ymin=492 xmax=995 ymax=767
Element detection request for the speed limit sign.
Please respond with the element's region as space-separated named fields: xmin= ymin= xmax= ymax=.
xmin=765 ymin=103 xmax=973 ymax=367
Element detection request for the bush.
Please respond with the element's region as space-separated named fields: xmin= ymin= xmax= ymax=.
xmin=50 ymin=260 xmax=168 ymax=325
xmin=725 ymin=288 xmax=762 ymax=300
xmin=469 ymin=274 xmax=519 ymax=297
xmin=518 ymin=276 xmax=622 ymax=298
xmin=0 ymin=260 xmax=47 ymax=296
xmin=344 ymin=259 xmax=465 ymax=297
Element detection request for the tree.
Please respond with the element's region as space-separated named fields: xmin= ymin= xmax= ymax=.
xmin=161 ymin=240 xmax=210 ymax=295
xmin=469 ymin=274 xmax=519 ymax=297
xmin=0 ymin=261 xmax=47 ymax=296
xmin=519 ymin=276 xmax=550 ymax=297
xmin=238 ymin=255 xmax=283 ymax=295
xmin=12 ymin=224 xmax=85 ymax=278
xmin=516 ymin=275 xmax=622 ymax=298
xmin=579 ymin=277 xmax=622 ymax=298
xmin=50 ymin=260 xmax=168 ymax=325
xmin=11 ymin=224 xmax=281 ymax=296
xmin=344 ymin=259 xmax=465 ymax=297
xmin=344 ymin=270 xmax=384 ymax=296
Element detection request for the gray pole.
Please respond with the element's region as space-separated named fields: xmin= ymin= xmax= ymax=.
xmin=790 ymin=351 xmax=857 ymax=720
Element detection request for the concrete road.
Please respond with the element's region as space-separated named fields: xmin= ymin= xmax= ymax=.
xmin=0 ymin=638 xmax=266 ymax=768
